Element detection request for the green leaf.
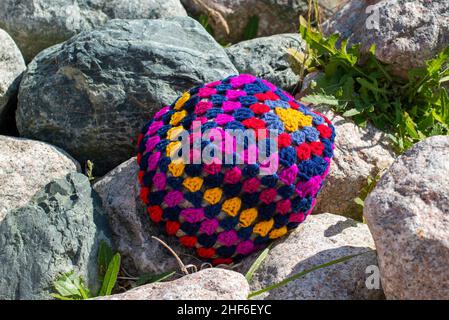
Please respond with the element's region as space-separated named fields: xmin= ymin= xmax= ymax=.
xmin=356 ymin=77 xmax=386 ymax=94
xmin=342 ymin=108 xmax=361 ymax=117
xmin=247 ymin=251 xmax=373 ymax=299
xmin=403 ymin=112 xmax=420 ymax=139
xmin=439 ymin=75 xmax=449 ymax=83
xmin=243 ymin=15 xmax=259 ymax=40
xmin=98 ymin=241 xmax=114 ymax=280
xmin=99 ymin=253 xmax=121 ymax=296
xmin=136 ymin=271 xmax=176 ymax=287
xmin=302 ymin=94 xmax=339 ymax=106
xmin=245 ymin=246 xmax=271 ymax=282
xmin=354 ymin=197 xmax=365 ymax=207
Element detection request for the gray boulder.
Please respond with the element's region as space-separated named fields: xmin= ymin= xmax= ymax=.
xmin=96 ymin=268 xmax=249 ymax=300
xmin=0 ymin=173 xmax=112 ymax=300
xmin=323 ymin=0 xmax=449 ymax=77
xmin=0 ymin=28 xmax=25 ymax=127
xmin=93 ymin=158 xmax=200 ymax=275
xmin=16 ymin=17 xmax=237 ymax=175
xmin=0 ymin=135 xmax=80 ymax=222
xmin=364 ymin=136 xmax=449 ymax=299
xmin=240 ymin=213 xmax=384 ymax=300
xmin=311 ymin=105 xmax=396 ymax=220
xmin=181 ymin=0 xmax=348 ymax=44
xmin=226 ymin=33 xmax=303 ymax=91
xmin=0 ymin=0 xmax=187 ymax=61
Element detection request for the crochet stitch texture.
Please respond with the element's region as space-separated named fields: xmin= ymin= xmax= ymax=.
xmin=136 ymin=74 xmax=336 ymax=265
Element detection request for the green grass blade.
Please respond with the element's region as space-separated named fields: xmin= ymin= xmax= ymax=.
xmin=136 ymin=271 xmax=176 ymax=287
xmin=245 ymin=246 xmax=271 ymax=282
xmin=99 ymin=253 xmax=121 ymax=296
xmin=247 ymin=251 xmax=372 ymax=299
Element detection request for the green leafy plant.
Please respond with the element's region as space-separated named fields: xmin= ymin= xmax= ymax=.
xmin=293 ymin=17 xmax=449 ymax=152
xmin=51 ymin=241 xmax=176 ymax=299
xmin=51 ymin=271 xmax=90 ymax=300
xmin=247 ymin=251 xmax=372 ymax=299
xmin=52 ymin=241 xmax=121 ymax=300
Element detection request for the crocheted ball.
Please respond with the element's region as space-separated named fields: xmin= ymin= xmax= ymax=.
xmin=136 ymin=74 xmax=335 ymax=265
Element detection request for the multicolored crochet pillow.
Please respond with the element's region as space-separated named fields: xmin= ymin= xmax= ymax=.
xmin=136 ymin=74 xmax=335 ymax=265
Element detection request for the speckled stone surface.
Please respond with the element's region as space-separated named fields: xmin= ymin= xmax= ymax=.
xmin=239 ymin=213 xmax=384 ymax=300
xmin=95 ymin=268 xmax=249 ymax=300
xmin=323 ymin=0 xmax=449 ymax=77
xmin=0 ymin=135 xmax=80 ymax=222
xmin=0 ymin=28 xmax=25 ymax=124
xmin=226 ymin=33 xmax=304 ymax=91
xmin=0 ymin=173 xmax=112 ymax=300
xmin=365 ymin=136 xmax=449 ymax=299
xmin=311 ymin=105 xmax=395 ymax=220
xmin=181 ymin=0 xmax=348 ymax=44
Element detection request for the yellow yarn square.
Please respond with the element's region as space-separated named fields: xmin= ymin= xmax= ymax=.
xmin=203 ymin=187 xmax=223 ymax=205
xmin=168 ymin=160 xmax=185 ymax=177
xmin=170 ymin=110 xmax=187 ymax=126
xmin=253 ymin=219 xmax=274 ymax=237
xmin=269 ymin=226 xmax=288 ymax=239
xmin=174 ymin=92 xmax=190 ymax=110
xmin=221 ymin=197 xmax=242 ymax=217
xmin=167 ymin=126 xmax=184 ymax=140
xmin=166 ymin=141 xmax=182 ymax=158
xmin=239 ymin=208 xmax=258 ymax=227
xmin=275 ymin=107 xmax=313 ymax=131
xmin=182 ymin=177 xmax=203 ymax=192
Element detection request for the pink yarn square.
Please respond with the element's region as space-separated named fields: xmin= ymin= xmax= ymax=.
xmin=200 ymin=219 xmax=219 ymax=236
xmin=181 ymin=208 xmax=205 ymax=223
xmin=164 ymin=190 xmax=184 ymax=207
xmin=222 ymin=101 xmax=241 ymax=113
xmin=152 ymin=172 xmax=166 ymax=191
xmin=217 ymin=230 xmax=239 ymax=246
xmin=236 ymin=240 xmax=255 ymax=255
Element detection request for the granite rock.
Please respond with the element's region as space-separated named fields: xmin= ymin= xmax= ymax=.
xmin=0 ymin=0 xmax=187 ymax=61
xmin=364 ymin=136 xmax=449 ymax=299
xmin=0 ymin=135 xmax=80 ymax=222
xmin=0 ymin=28 xmax=25 ymax=127
xmin=16 ymin=17 xmax=237 ymax=175
xmin=0 ymin=173 xmax=112 ymax=300
xmin=95 ymin=268 xmax=249 ymax=300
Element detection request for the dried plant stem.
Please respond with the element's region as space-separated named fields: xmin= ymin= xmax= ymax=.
xmin=151 ymin=236 xmax=190 ymax=275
